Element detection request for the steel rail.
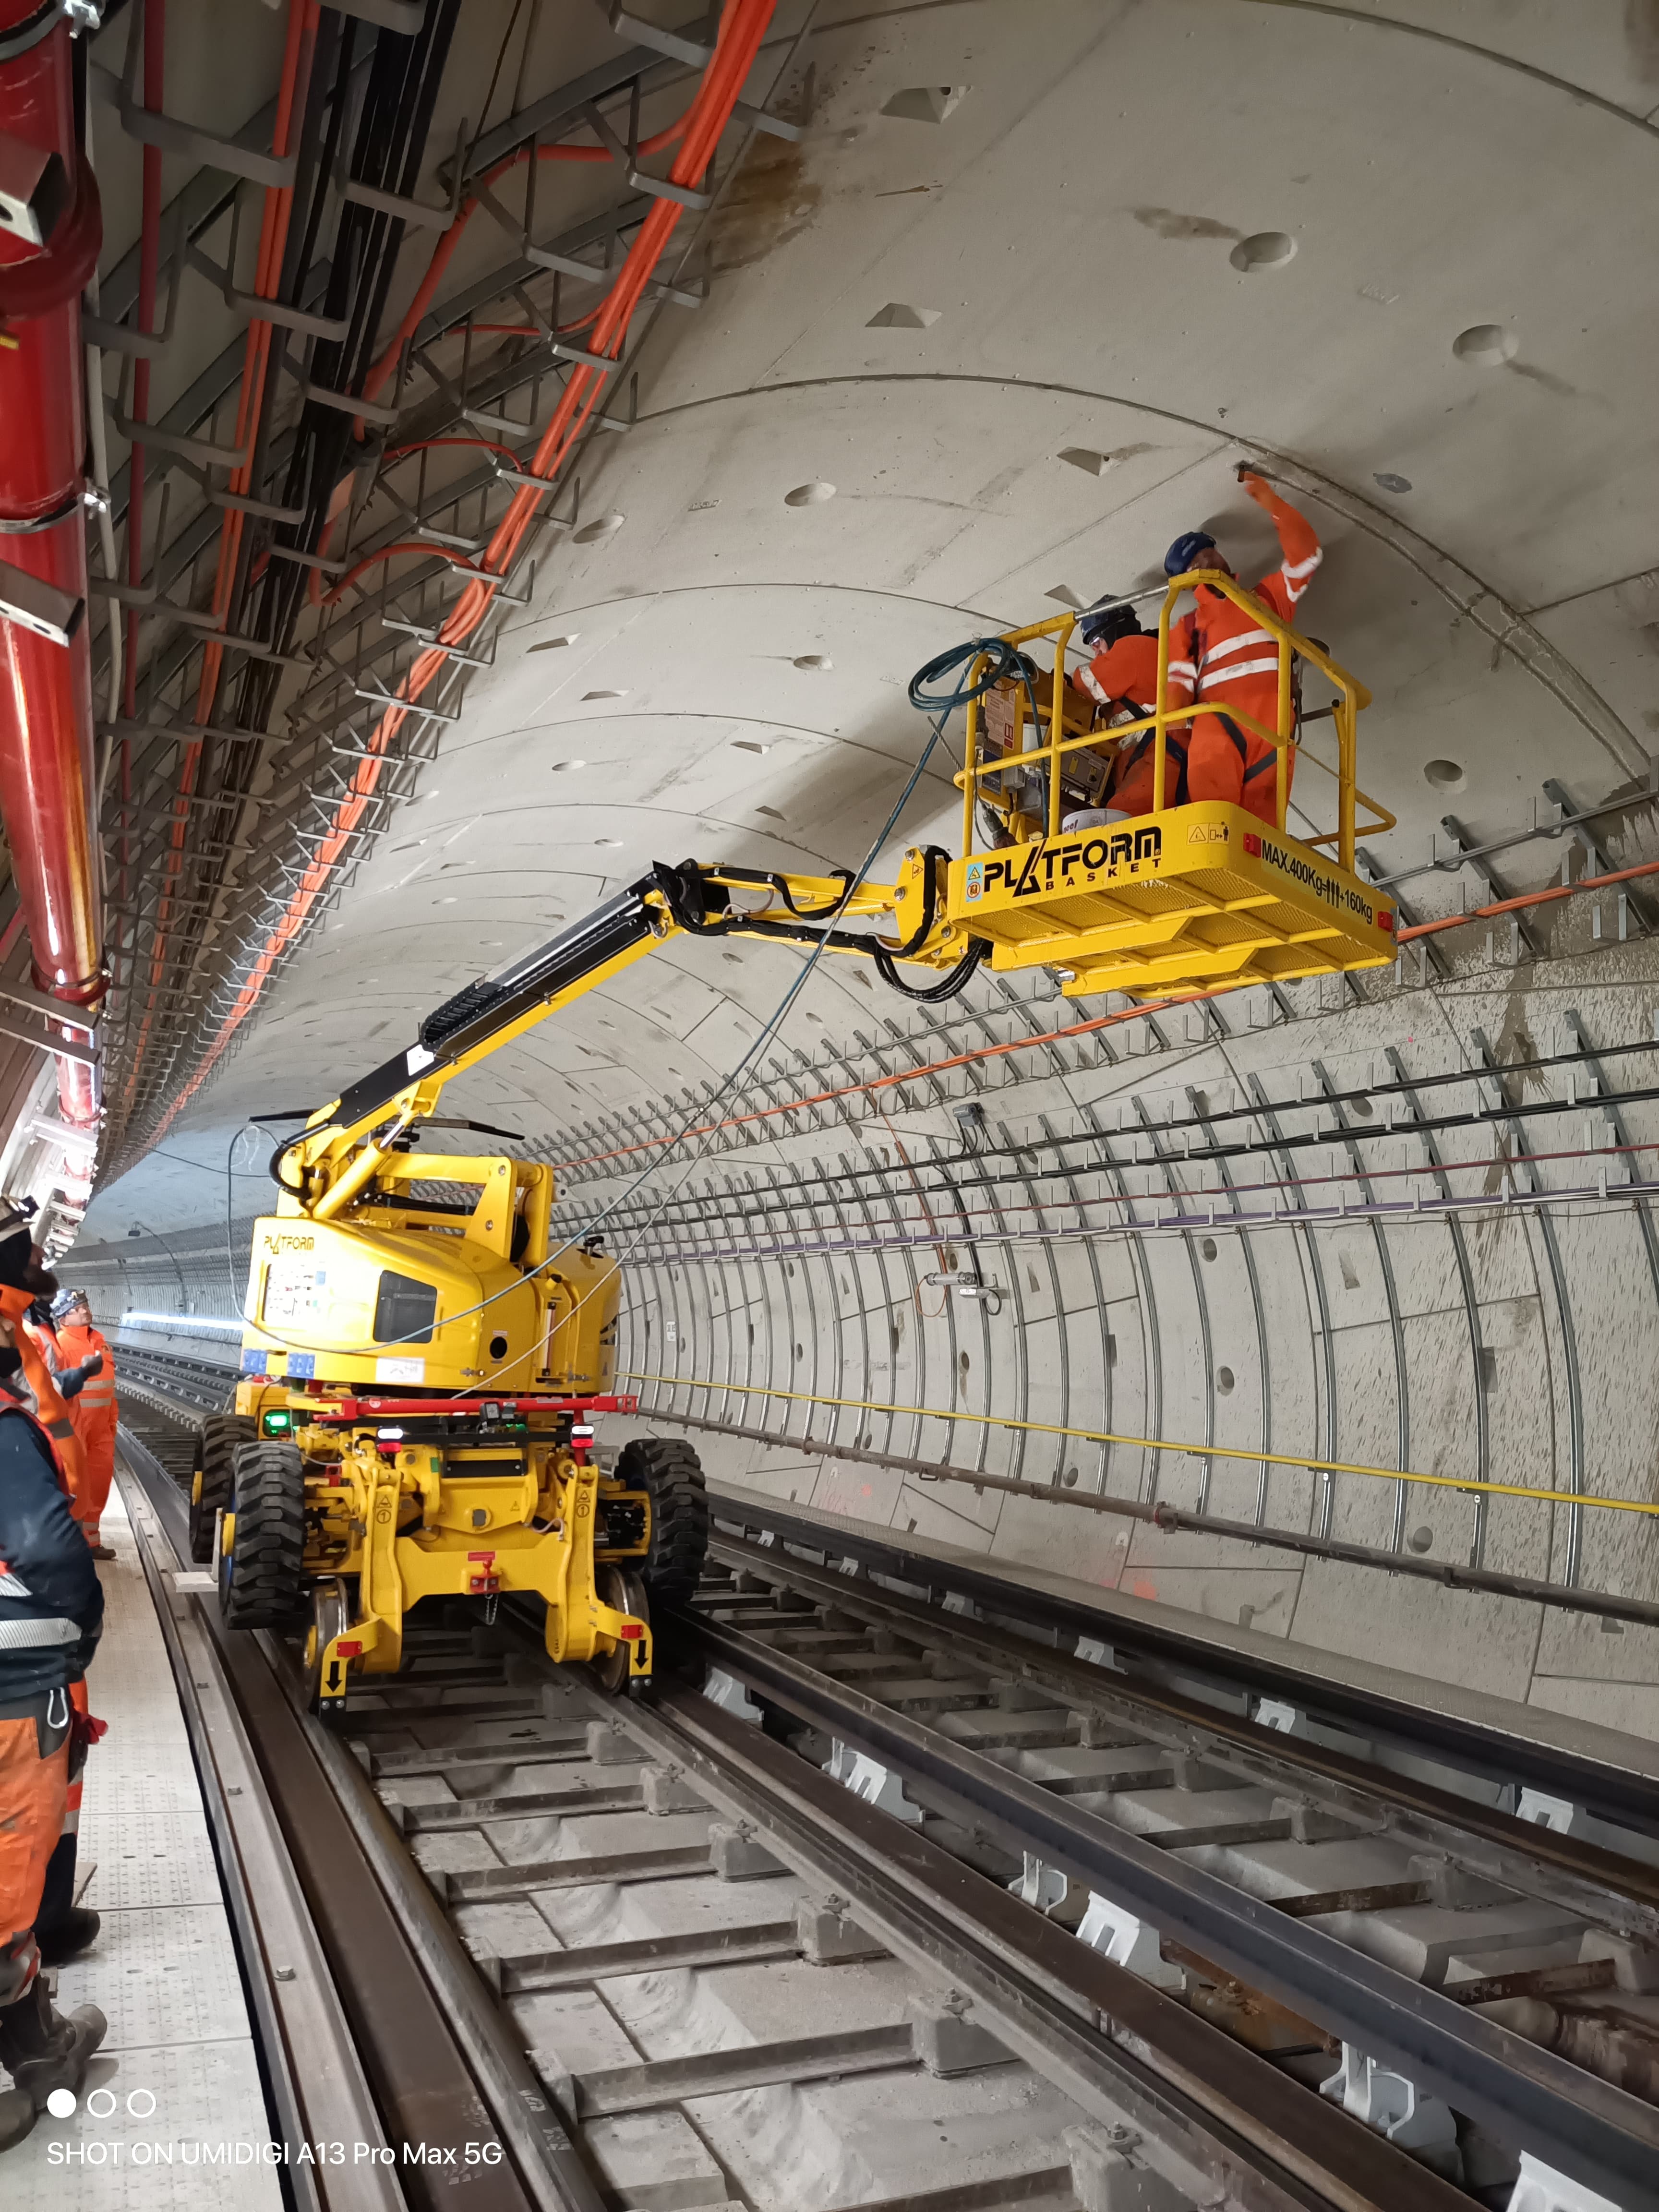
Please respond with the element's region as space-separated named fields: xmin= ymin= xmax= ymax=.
xmin=114 ymin=1435 xmax=403 ymax=2212
xmin=699 ymin=1527 xmax=1659 ymax=1945
xmin=263 ymin=1651 xmax=610 ymax=2212
xmin=703 ymin=1493 xmax=1659 ymax=1845
xmin=115 ymin=1385 xmax=1659 ymax=2208
xmin=629 ymin=1680 xmax=1467 ymax=2212
xmin=115 ymin=1427 xmax=571 ymax=2212
xmin=122 ymin=1394 xmax=1442 ymax=2212
xmin=673 ymin=1606 xmax=1659 ymax=2210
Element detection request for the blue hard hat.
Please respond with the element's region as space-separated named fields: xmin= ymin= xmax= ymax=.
xmin=1164 ymin=530 xmax=1217 ymax=577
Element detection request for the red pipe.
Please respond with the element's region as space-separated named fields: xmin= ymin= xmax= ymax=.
xmin=0 ymin=4 xmax=103 ymax=1129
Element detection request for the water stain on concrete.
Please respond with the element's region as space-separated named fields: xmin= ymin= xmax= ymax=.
xmin=1132 ymin=207 xmax=1242 ymax=242
xmin=1627 ymin=0 xmax=1659 ymax=82
xmin=707 ymin=112 xmax=822 ymax=274
xmin=1507 ymin=360 xmax=1579 ymax=401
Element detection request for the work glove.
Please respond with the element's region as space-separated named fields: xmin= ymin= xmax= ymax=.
xmin=56 ymin=1354 xmax=102 ymax=1401
xmin=1237 ymin=465 xmax=1287 ymax=515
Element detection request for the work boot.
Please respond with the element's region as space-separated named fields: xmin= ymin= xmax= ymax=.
xmin=0 ymin=1976 xmax=107 ymax=2110
xmin=35 ymin=1909 xmax=99 ymax=1969
xmin=0 ymin=2085 xmax=35 ymax=2152
xmin=88 ymin=1544 xmax=115 ymax=1561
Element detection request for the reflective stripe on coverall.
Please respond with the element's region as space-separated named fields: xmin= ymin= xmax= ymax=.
xmin=1072 ymin=634 xmax=1179 ymax=816
xmin=0 ymin=1290 xmax=84 ymax=1509
xmin=1163 ymin=486 xmax=1322 ymax=825
xmin=0 ymin=1692 xmax=70 ymax=2006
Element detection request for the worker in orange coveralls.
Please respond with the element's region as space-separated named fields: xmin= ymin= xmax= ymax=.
xmin=32 ymin=1299 xmax=113 ymax=1973
xmin=0 ymin=1220 xmax=107 ymax=2153
xmin=1067 ymin=602 xmax=1168 ymax=827
xmin=0 ymin=1260 xmax=84 ymax=1517
xmin=49 ymin=1293 xmax=116 ymax=1562
xmin=1160 ymin=467 xmax=1323 ymax=826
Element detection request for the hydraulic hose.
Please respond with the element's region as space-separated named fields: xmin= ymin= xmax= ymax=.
xmin=872 ymin=936 xmax=989 ymax=1002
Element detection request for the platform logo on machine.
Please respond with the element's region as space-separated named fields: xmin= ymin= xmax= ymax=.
xmin=968 ymin=824 xmax=1161 ymax=903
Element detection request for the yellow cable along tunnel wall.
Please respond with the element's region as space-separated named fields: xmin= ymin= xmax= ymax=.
xmin=536 ymin=955 xmax=1659 ymax=1707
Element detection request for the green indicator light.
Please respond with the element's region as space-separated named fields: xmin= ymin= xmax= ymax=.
xmin=263 ymin=1409 xmax=293 ymax=1435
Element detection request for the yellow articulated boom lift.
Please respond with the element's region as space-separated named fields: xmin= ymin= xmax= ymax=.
xmin=192 ymin=578 xmax=1395 ymax=1714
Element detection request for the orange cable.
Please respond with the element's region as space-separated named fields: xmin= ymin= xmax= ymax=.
xmin=145 ymin=0 xmax=780 ymax=1148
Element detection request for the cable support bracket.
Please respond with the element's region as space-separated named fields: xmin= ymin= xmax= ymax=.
xmin=102 ymin=23 xmax=298 ymax=189
xmin=109 ymin=411 xmax=248 ymax=473
xmin=212 ymin=488 xmax=309 ymax=525
xmin=263 ymin=544 xmax=347 ymax=577
xmin=351 ymin=676 xmax=460 ymax=723
xmin=379 ymin=614 xmax=496 ymax=668
xmin=339 ymin=118 xmax=466 ymax=232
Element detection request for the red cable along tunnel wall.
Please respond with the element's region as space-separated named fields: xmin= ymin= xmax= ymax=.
xmin=0 ymin=2 xmax=105 ymax=1130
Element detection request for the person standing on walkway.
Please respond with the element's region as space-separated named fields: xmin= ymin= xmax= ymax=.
xmin=0 ymin=1312 xmax=107 ymax=2152
xmin=0 ymin=1227 xmax=84 ymax=1515
xmin=50 ymin=1293 xmax=116 ymax=1562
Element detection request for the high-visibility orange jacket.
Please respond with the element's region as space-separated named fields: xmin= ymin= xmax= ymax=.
xmin=1071 ymin=635 xmax=1174 ymax=817
xmin=1163 ymin=488 xmax=1321 ymax=826
xmin=54 ymin=1324 xmax=114 ymax=1421
xmin=55 ymin=1322 xmax=115 ymax=1537
xmin=0 ymin=1290 xmax=84 ymax=1502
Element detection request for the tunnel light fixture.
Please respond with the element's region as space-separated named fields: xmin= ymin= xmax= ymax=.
xmin=922 ymin=1270 xmax=999 ymax=1306
xmin=120 ymin=1310 xmax=244 ymax=1335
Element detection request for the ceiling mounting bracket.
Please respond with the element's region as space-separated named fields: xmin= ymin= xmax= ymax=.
xmin=341 ymin=118 xmax=467 ymax=232
xmin=185 ymin=193 xmax=351 ymax=341
xmin=107 ymin=15 xmax=298 ymax=189
xmin=329 ymin=0 xmax=426 ymax=30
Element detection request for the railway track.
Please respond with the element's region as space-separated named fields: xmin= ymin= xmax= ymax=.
xmin=113 ymin=1376 xmax=1659 ymax=2212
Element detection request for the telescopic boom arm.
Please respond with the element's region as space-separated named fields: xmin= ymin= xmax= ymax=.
xmin=276 ymin=852 xmax=972 ymax=1216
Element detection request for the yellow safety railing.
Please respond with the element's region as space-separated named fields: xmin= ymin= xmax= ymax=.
xmin=958 ymin=573 xmax=1395 ymax=875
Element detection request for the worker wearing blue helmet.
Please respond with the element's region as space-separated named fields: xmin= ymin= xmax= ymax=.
xmin=1160 ymin=469 xmax=1322 ymax=826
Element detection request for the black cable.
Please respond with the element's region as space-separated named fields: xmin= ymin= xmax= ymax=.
xmin=872 ymin=936 xmax=989 ymax=1002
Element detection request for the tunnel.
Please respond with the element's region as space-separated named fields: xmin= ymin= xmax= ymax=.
xmin=0 ymin=4 xmax=1657 ymax=2207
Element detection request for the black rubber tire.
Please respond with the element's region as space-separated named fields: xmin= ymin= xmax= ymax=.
xmin=615 ymin=1436 xmax=709 ymax=1604
xmin=219 ymin=1440 xmax=307 ymax=1631
xmin=188 ymin=1413 xmax=256 ymax=1564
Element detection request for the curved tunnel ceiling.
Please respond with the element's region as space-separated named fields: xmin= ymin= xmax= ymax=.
xmin=91 ymin=0 xmax=1659 ymax=1206
xmin=72 ymin=1 xmax=1659 ymax=1725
